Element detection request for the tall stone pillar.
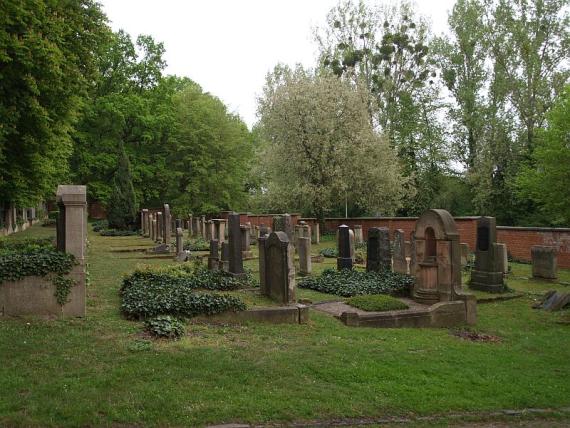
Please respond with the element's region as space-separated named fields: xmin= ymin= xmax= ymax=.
xmin=337 ymin=225 xmax=353 ymax=270
xmin=228 ymin=213 xmax=244 ymax=277
xmin=298 ymin=236 xmax=312 ymax=275
xmin=163 ymin=204 xmax=172 ymax=246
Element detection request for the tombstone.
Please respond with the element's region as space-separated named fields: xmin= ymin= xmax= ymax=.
xmin=213 ymin=219 xmax=226 ymax=243
xmin=258 ymin=235 xmax=268 ymax=295
xmin=353 ymin=225 xmax=364 ymax=245
xmin=404 ymin=241 xmax=412 ymax=274
xmin=349 ymin=229 xmax=355 ymax=263
xmin=366 ymin=227 xmax=391 ymax=272
xmin=201 ymin=215 xmax=207 ymax=240
xmin=219 ymin=242 xmax=230 ymax=272
xmin=262 ymin=232 xmax=296 ymax=304
xmin=247 ymin=222 xmax=256 ymax=240
xmin=163 ymin=204 xmax=172 ymax=246
xmin=175 ymin=226 xmax=189 ymax=262
xmin=311 ymin=222 xmax=320 ymax=245
xmin=337 ymin=225 xmax=353 ymax=270
xmin=259 ymin=223 xmax=269 ymax=238
xmin=495 ymin=243 xmax=508 ymax=274
xmin=146 ymin=211 xmax=152 ymax=238
xmin=410 ymin=231 xmax=417 ymax=275
xmin=532 ymin=290 xmax=570 ymax=311
xmin=298 ymin=236 xmax=312 ymax=275
xmin=460 ymin=243 xmax=470 ymax=267
xmin=392 ymin=229 xmax=407 ymax=274
xmin=187 ymin=215 xmax=193 ymax=237
xmin=205 ymin=220 xmax=214 ymax=241
xmin=150 ymin=215 xmax=156 ymax=241
xmin=192 ymin=217 xmax=200 ymax=238
xmin=208 ymin=239 xmax=220 ymax=270
xmin=272 ymin=214 xmax=293 ymax=243
xmin=413 ymin=209 xmax=465 ymax=304
xmin=531 ymin=246 xmax=558 ymax=279
xmin=228 ymin=213 xmax=245 ymax=277
xmin=141 ymin=209 xmax=149 ymax=236
xmin=470 ymin=217 xmax=505 ymax=292
xmin=156 ymin=212 xmax=163 ymax=242
xmin=240 ymin=224 xmax=252 ymax=258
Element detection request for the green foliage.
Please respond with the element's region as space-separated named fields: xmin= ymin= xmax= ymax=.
xmin=347 ymin=294 xmax=409 ymax=312
xmin=99 ymin=229 xmax=139 ymax=237
xmin=145 ymin=316 xmax=186 ymax=339
xmin=92 ymin=220 xmax=109 ymax=232
xmin=517 ymin=86 xmax=570 ymax=226
xmin=183 ymin=237 xmax=210 ymax=251
xmin=299 ymin=268 xmax=413 ymax=297
xmin=0 ymin=239 xmax=77 ymax=306
xmin=107 ymin=144 xmax=138 ymax=230
xmin=0 ymin=0 xmax=109 ymax=207
xmin=319 ymin=247 xmax=338 ymax=258
xmin=120 ymin=263 xmax=248 ymax=319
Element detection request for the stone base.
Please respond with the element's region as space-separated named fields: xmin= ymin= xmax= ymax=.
xmin=337 ymin=257 xmax=353 ymax=270
xmin=151 ymin=244 xmax=171 ymax=254
xmin=193 ymin=304 xmax=309 ymax=324
xmin=208 ymin=257 xmax=220 ymax=270
xmin=0 ymin=269 xmax=86 ymax=318
xmin=470 ymin=270 xmax=505 ymax=292
xmin=339 ymin=300 xmax=474 ymax=328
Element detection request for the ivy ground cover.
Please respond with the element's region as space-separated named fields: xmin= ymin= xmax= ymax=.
xmin=0 ymin=224 xmax=569 ymax=426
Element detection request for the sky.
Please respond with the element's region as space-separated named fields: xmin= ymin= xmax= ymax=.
xmin=100 ymin=0 xmax=456 ymax=129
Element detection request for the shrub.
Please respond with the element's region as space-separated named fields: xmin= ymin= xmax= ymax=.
xmin=319 ymin=247 xmax=338 ymax=258
xmin=100 ymin=229 xmax=138 ymax=236
xmin=347 ymin=294 xmax=409 ymax=312
xmin=145 ymin=316 xmax=186 ymax=339
xmin=298 ymin=268 xmax=413 ymax=297
xmin=92 ymin=220 xmax=109 ymax=232
xmin=184 ymin=237 xmax=210 ymax=251
xmin=107 ymin=144 xmax=138 ymax=230
xmin=120 ymin=263 xmax=248 ymax=319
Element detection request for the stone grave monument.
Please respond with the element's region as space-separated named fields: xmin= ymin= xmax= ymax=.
xmin=470 ymin=217 xmax=505 ymax=292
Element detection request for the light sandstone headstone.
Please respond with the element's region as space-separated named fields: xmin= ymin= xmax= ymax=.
xmin=392 ymin=229 xmax=407 ymax=274
xmin=201 ymin=215 xmax=207 ymax=240
xmin=141 ymin=209 xmax=149 ymax=236
xmin=460 ymin=243 xmax=470 ymax=267
xmin=187 ymin=215 xmax=193 ymax=237
xmin=311 ymin=222 xmax=320 ymax=245
xmin=353 ymin=225 xmax=364 ymax=245
xmin=219 ymin=241 xmax=230 ymax=272
xmin=175 ymin=226 xmax=189 ymax=262
xmin=241 ymin=224 xmax=252 ymax=258
xmin=213 ymin=219 xmax=226 ymax=243
xmin=150 ymin=215 xmax=156 ymax=241
xmin=495 ymin=243 xmax=508 ymax=274
xmin=163 ymin=204 xmax=172 ymax=246
xmin=470 ymin=217 xmax=505 ymax=292
xmin=531 ymin=246 xmax=558 ymax=279
xmin=258 ymin=235 xmax=268 ymax=294
xmin=156 ymin=212 xmax=163 ymax=242
xmin=337 ymin=225 xmax=353 ymax=270
xmin=228 ymin=213 xmax=245 ymax=277
xmin=146 ymin=211 xmax=152 ymax=238
xmin=208 ymin=239 xmax=220 ymax=270
xmin=298 ymin=236 xmax=312 ymax=275
xmin=366 ymin=227 xmax=391 ymax=272
xmin=262 ymin=231 xmax=296 ymax=304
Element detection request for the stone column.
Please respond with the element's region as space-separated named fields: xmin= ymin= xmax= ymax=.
xmin=175 ymin=226 xmax=187 ymax=261
xmin=258 ymin=235 xmax=268 ymax=295
xmin=163 ymin=204 xmax=172 ymax=247
xmin=208 ymin=239 xmax=220 ymax=270
xmin=56 ymin=185 xmax=87 ymax=317
xmin=201 ymin=215 xmax=207 ymax=240
xmin=156 ymin=212 xmax=163 ymax=242
xmin=311 ymin=222 xmax=320 ymax=245
xmin=298 ymin=236 xmax=312 ymax=275
xmin=228 ymin=213 xmax=244 ymax=277
xmin=141 ymin=209 xmax=148 ymax=236
xmin=187 ymin=215 xmax=193 ymax=237
xmin=150 ymin=215 xmax=156 ymax=241
xmin=366 ymin=227 xmax=391 ymax=272
xmin=337 ymin=225 xmax=353 ymax=270
xmin=219 ymin=241 xmax=230 ymax=272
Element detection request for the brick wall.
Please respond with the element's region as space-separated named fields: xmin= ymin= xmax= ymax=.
xmin=323 ymin=217 xmax=570 ymax=268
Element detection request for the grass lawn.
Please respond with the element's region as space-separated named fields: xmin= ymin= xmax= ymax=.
xmin=1 ymin=224 xmax=569 ymax=427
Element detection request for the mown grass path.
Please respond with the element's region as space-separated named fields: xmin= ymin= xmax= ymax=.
xmin=0 ymin=225 xmax=569 ymax=427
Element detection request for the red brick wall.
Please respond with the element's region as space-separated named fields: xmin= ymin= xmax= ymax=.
xmin=323 ymin=217 xmax=570 ymax=268
xmin=244 ymin=214 xmax=302 ymax=228
xmin=88 ymin=202 xmax=106 ymax=220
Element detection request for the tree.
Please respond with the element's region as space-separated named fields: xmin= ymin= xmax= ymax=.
xmin=256 ymin=66 xmax=409 ymax=221
xmin=0 ymin=0 xmax=109 ymax=207
xmin=517 ymin=86 xmax=570 ymax=226
xmin=107 ymin=144 xmax=137 ymax=230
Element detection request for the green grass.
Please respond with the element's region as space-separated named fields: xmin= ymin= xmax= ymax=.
xmin=0 ymin=224 xmax=569 ymax=427
xmin=347 ymin=294 xmax=409 ymax=312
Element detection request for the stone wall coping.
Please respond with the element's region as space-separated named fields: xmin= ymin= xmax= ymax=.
xmin=497 ymin=226 xmax=570 ymax=232
xmin=325 ymin=216 xmax=482 ymax=221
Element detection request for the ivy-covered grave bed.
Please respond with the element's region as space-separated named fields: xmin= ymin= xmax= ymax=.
xmin=0 ymin=237 xmax=78 ymax=315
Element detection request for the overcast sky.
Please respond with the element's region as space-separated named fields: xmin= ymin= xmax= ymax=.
xmin=99 ymin=0 xmax=456 ymax=128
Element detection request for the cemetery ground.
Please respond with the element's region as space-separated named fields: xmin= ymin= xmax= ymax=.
xmin=1 ymin=225 xmax=570 ymax=427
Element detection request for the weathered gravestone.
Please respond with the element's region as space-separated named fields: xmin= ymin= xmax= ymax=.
xmin=208 ymin=239 xmax=220 ymax=270
xmin=258 ymin=235 xmax=268 ymax=294
xmin=206 ymin=220 xmax=215 ymax=241
xmin=156 ymin=212 xmax=163 ymax=242
xmin=460 ymin=243 xmax=470 ymax=268
xmin=241 ymin=224 xmax=252 ymax=258
xmin=228 ymin=213 xmax=245 ymax=277
xmin=146 ymin=211 xmax=152 ymax=239
xmin=495 ymin=243 xmax=509 ymax=274
xmin=259 ymin=223 xmax=269 ymax=238
xmin=392 ymin=229 xmax=407 ymax=274
xmin=150 ymin=214 xmax=156 ymax=241
xmin=273 ymin=214 xmax=293 ymax=243
xmin=213 ymin=219 xmax=226 ymax=243
xmin=366 ymin=227 xmax=391 ymax=272
xmin=175 ymin=224 xmax=189 ymax=262
xmin=201 ymin=215 xmax=207 ymax=240
xmin=353 ymin=225 xmax=363 ymax=245
xmin=187 ymin=215 xmax=193 ymax=237
xmin=311 ymin=222 xmax=320 ymax=245
xmin=219 ymin=241 xmax=230 ymax=272
xmin=141 ymin=209 xmax=149 ymax=236
xmin=163 ymin=204 xmax=172 ymax=246
xmin=470 ymin=217 xmax=505 ymax=292
xmin=532 ymin=290 xmax=570 ymax=311
xmin=531 ymin=246 xmax=558 ymax=279
xmin=337 ymin=225 xmax=353 ymax=270
xmin=298 ymin=236 xmax=312 ymax=275
xmin=262 ymin=232 xmax=296 ymax=304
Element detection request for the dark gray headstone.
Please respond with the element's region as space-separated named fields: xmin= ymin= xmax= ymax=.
xmin=470 ymin=216 xmax=504 ymax=292
xmin=337 ymin=225 xmax=353 ymax=270
xmin=531 ymin=246 xmax=558 ymax=279
xmin=366 ymin=227 xmax=391 ymax=272
xmin=228 ymin=213 xmax=244 ymax=276
xmin=392 ymin=229 xmax=407 ymax=274
xmin=163 ymin=204 xmax=171 ymax=245
xmin=263 ymin=231 xmax=295 ymax=304
xmin=208 ymin=239 xmax=219 ymax=270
